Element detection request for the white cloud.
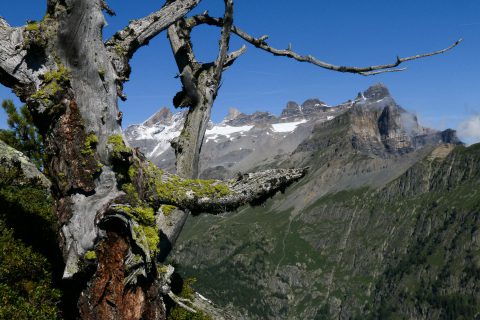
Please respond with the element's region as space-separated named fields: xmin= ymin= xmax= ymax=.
xmin=458 ymin=114 xmax=480 ymax=145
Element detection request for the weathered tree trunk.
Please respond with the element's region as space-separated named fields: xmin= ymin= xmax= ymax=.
xmin=0 ymin=2 xmax=306 ymax=318
xmin=167 ymin=0 xmax=245 ymax=179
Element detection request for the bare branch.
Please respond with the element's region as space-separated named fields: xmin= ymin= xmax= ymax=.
xmin=213 ymin=0 xmax=234 ymax=82
xmin=100 ymin=0 xmax=116 ymax=16
xmin=105 ymin=0 xmax=201 ymax=79
xmin=167 ymin=291 xmax=197 ymax=314
xmin=185 ymin=14 xmax=462 ymax=76
xmin=223 ymin=45 xmax=247 ymax=70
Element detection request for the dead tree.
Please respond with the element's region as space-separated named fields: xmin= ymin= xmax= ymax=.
xmin=0 ymin=1 xmax=307 ymax=318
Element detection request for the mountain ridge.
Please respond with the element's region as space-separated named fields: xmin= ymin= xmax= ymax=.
xmin=125 ymin=83 xmax=460 ymax=179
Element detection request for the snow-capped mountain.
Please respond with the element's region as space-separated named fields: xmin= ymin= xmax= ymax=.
xmin=124 ymin=95 xmax=349 ymax=177
xmin=124 ymin=84 xmax=459 ymax=179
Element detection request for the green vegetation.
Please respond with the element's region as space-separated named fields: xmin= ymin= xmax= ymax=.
xmin=161 ymin=205 xmax=177 ymax=216
xmin=22 ymin=14 xmax=57 ymax=54
xmin=171 ymin=144 xmax=480 ymax=319
xmin=0 ymin=223 xmax=61 ymax=320
xmin=107 ymin=134 xmax=133 ymax=161
xmin=98 ymin=68 xmax=106 ymax=79
xmin=114 ymin=44 xmax=126 ymax=56
xmin=116 ymin=205 xmax=159 ymax=255
xmin=0 ymin=165 xmax=61 ymax=319
xmin=84 ymin=250 xmax=97 ymax=261
xmin=0 ymin=100 xmax=44 ymax=169
xmin=25 ymin=21 xmax=40 ymax=31
xmin=81 ymin=133 xmax=98 ymax=156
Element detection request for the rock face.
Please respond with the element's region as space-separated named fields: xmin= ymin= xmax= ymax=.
xmin=122 ymin=84 xmax=477 ymax=319
xmin=0 ymin=140 xmax=50 ymax=188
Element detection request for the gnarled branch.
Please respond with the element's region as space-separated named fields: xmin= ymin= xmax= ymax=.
xmin=134 ymin=161 xmax=308 ymax=214
xmin=185 ymin=13 xmax=463 ymax=76
xmin=105 ymin=0 xmax=201 ymax=80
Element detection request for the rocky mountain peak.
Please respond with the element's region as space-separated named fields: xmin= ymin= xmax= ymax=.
xmin=143 ymin=107 xmax=173 ymax=127
xmin=224 ymin=107 xmax=244 ymax=122
xmin=301 ymin=98 xmax=327 ymax=108
xmin=280 ymin=101 xmax=301 ymax=118
xmin=363 ymin=83 xmax=391 ymax=100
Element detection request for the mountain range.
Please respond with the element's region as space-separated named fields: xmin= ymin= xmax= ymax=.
xmin=125 ymin=83 xmax=458 ymax=180
xmin=125 ymin=84 xmax=480 ymax=319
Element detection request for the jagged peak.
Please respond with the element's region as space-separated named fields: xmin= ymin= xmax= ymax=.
xmin=280 ymin=101 xmax=301 ymax=118
xmin=224 ymin=107 xmax=244 ymax=121
xmin=143 ymin=107 xmax=173 ymax=127
xmin=363 ymin=83 xmax=391 ymax=100
xmin=301 ymin=98 xmax=327 ymax=108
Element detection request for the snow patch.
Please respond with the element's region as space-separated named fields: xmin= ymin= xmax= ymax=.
xmin=272 ymin=120 xmax=307 ymax=133
xmin=205 ymin=124 xmax=254 ymax=141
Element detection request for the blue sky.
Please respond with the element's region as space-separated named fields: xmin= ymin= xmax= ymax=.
xmin=1 ymin=0 xmax=479 ymax=144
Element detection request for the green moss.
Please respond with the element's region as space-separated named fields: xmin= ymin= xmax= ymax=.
xmin=167 ymin=307 xmax=212 ymax=320
xmin=25 ymin=21 xmax=40 ymax=31
xmin=81 ymin=133 xmax=98 ymax=156
xmin=117 ymin=205 xmax=159 ymax=255
xmin=157 ymin=264 xmax=169 ymax=274
xmin=141 ymin=162 xmax=230 ymax=206
xmin=84 ymin=250 xmax=96 ymax=261
xmin=107 ymin=134 xmax=132 ymax=159
xmin=132 ymin=206 xmax=155 ymax=226
xmin=22 ymin=15 xmax=57 ymax=54
xmin=142 ymin=225 xmax=160 ymax=253
xmin=161 ymin=204 xmax=177 ymax=216
xmin=121 ymin=183 xmax=140 ymax=204
xmin=128 ymin=165 xmax=138 ymax=181
xmin=31 ymin=63 xmax=70 ymax=105
xmin=114 ymin=44 xmax=126 ymax=56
